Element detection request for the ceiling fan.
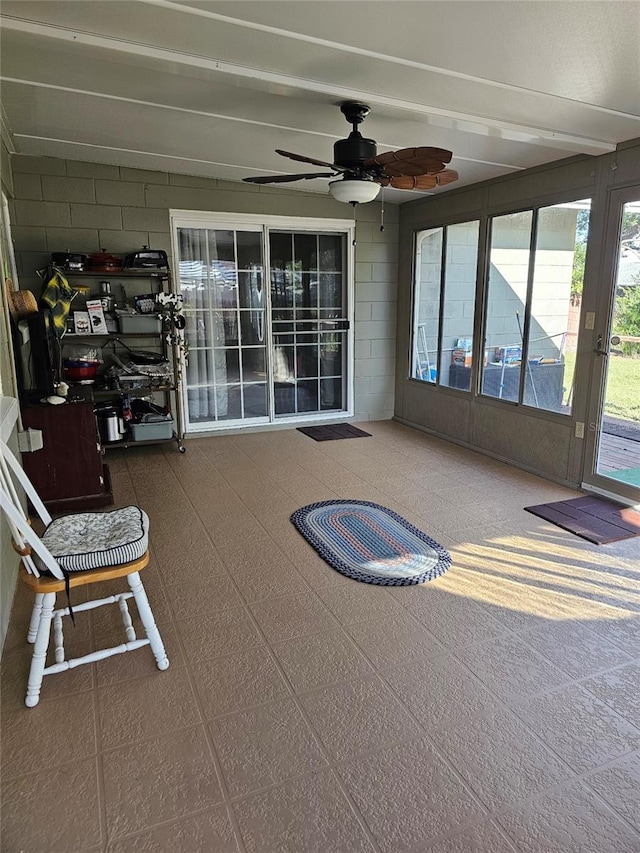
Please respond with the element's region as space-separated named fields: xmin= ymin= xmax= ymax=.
xmin=243 ymin=101 xmax=459 ymax=204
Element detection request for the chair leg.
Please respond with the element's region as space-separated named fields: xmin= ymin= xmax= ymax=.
xmin=27 ymin=593 xmax=45 ymax=643
xmin=127 ymin=572 xmax=169 ymax=671
xmin=25 ymin=592 xmax=56 ymax=708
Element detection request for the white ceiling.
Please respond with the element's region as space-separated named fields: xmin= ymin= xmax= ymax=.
xmin=1 ymin=0 xmax=639 ymax=203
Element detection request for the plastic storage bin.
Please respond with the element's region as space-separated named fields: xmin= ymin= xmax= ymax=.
xmin=129 ymin=420 xmax=174 ymax=442
xmin=116 ymin=312 xmax=162 ymax=334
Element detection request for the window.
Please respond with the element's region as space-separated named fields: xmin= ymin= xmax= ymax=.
xmin=412 ymin=220 xmax=479 ymax=388
xmin=482 ymin=200 xmax=590 ymax=414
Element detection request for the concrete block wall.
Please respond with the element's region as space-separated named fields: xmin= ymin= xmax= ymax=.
xmin=8 ymin=154 xmax=399 ymax=422
xmin=0 ymin=140 xmax=19 ymax=650
xmin=352 ymin=213 xmax=398 ymax=419
xmin=1 ymin=139 xmax=13 ymax=197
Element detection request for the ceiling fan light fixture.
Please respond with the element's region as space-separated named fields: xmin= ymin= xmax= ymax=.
xmin=329 ymin=179 xmax=381 ymax=205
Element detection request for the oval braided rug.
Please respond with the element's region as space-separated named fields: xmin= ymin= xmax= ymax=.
xmin=291 ymin=500 xmax=451 ymax=586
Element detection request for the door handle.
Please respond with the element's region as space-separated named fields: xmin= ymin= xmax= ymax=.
xmin=594 ymin=334 xmax=608 ymax=356
xmin=320 ymin=320 xmax=350 ymax=331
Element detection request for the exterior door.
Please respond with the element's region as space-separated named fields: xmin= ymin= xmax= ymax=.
xmin=178 ymin=225 xmax=269 ymax=429
xmin=269 ymin=230 xmax=348 ymax=418
xmin=174 ymin=216 xmax=352 ymax=432
xmin=583 ymin=188 xmax=640 ymax=503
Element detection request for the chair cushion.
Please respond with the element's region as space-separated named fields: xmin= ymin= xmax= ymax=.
xmin=36 ymin=506 xmax=149 ymax=573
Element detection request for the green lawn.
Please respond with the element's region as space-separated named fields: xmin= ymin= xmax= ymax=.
xmin=603 ymin=354 xmax=640 ymax=422
xmin=563 ymin=351 xmax=640 ymax=422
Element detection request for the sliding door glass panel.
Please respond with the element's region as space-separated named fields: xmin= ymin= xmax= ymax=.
xmin=439 ymin=221 xmax=479 ymax=390
xmin=413 ymin=228 xmax=443 ymax=383
xmin=595 ymin=199 xmax=640 ymax=486
xmin=523 ymin=201 xmax=590 ymax=413
xmin=270 ymin=230 xmax=346 ymax=417
xmin=482 ymin=211 xmax=533 ymax=401
xmin=177 ymin=227 xmax=267 ymax=425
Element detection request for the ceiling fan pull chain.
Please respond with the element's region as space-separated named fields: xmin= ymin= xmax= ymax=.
xmin=352 ymin=202 xmax=357 ymax=246
xmin=380 ymin=187 xmax=385 ymax=233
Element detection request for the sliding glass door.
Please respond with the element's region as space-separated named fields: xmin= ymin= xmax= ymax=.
xmin=174 ymin=215 xmax=352 ymax=431
xmin=269 ymin=230 xmax=347 ymax=417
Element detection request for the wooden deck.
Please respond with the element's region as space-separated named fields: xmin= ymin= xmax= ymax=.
xmin=598 ymin=432 xmax=640 ymax=473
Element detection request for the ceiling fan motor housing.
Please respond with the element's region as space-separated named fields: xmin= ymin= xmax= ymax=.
xmin=333 ymin=132 xmax=377 ymax=169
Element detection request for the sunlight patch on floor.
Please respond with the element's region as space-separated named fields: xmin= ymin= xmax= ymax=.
xmin=430 ymin=530 xmax=640 ymax=617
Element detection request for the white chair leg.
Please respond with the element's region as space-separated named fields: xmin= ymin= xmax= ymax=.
xmin=25 ymin=592 xmax=56 ymax=707
xmin=127 ymin=572 xmax=169 ymax=671
xmin=27 ymin=593 xmax=45 ymax=643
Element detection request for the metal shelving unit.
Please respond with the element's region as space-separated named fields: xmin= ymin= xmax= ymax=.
xmin=63 ymin=268 xmax=186 ymax=453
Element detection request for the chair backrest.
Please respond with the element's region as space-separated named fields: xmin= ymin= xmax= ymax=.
xmin=0 ymin=438 xmax=64 ymax=579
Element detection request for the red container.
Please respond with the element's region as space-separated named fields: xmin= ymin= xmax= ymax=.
xmin=63 ymin=361 xmax=98 ymax=381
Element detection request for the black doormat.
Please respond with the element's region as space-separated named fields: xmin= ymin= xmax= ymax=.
xmin=524 ymin=495 xmax=640 ymax=544
xmin=297 ymin=423 xmax=372 ymax=442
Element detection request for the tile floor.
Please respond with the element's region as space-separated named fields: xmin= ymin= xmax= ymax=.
xmin=2 ymin=421 xmax=640 ymax=853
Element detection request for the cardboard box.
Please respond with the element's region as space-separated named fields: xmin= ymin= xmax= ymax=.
xmin=86 ymin=300 xmax=108 ymax=334
xmin=73 ymin=311 xmax=91 ymax=334
xmin=451 ymin=348 xmax=473 ymax=367
xmin=496 ymin=346 xmax=522 ymax=364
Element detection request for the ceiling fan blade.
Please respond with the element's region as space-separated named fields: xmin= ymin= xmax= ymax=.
xmin=276 ymin=149 xmax=345 ymax=171
xmin=366 ymin=146 xmax=453 ymax=167
xmin=366 ymin=146 xmax=453 ymax=177
xmin=243 ymin=172 xmax=338 ymax=185
xmin=435 ymin=169 xmax=459 ymax=186
xmin=376 ymin=169 xmax=459 ymax=190
xmin=376 ymin=174 xmax=437 ymax=190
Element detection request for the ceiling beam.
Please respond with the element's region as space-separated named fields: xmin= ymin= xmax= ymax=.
xmin=0 ymin=15 xmax=618 ymax=156
xmin=11 ymin=132 xmax=257 ymax=171
xmin=2 ymin=77 xmax=525 ymax=173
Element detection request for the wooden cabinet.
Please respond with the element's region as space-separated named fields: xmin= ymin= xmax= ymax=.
xmin=20 ymin=396 xmax=113 ymax=512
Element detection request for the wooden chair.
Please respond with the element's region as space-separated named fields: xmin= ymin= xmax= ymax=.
xmin=0 ymin=438 xmax=169 ymax=707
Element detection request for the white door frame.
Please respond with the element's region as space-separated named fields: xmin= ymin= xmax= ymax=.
xmin=581 ymin=185 xmax=640 ymax=505
xmin=170 ymin=211 xmax=355 ymax=433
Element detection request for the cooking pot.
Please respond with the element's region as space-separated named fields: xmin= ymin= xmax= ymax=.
xmin=51 ymin=251 xmax=88 ymax=271
xmin=123 ymin=246 xmax=168 ymax=269
xmin=63 ymin=359 xmax=99 ymax=381
xmin=87 ymin=250 xmax=123 ymax=272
